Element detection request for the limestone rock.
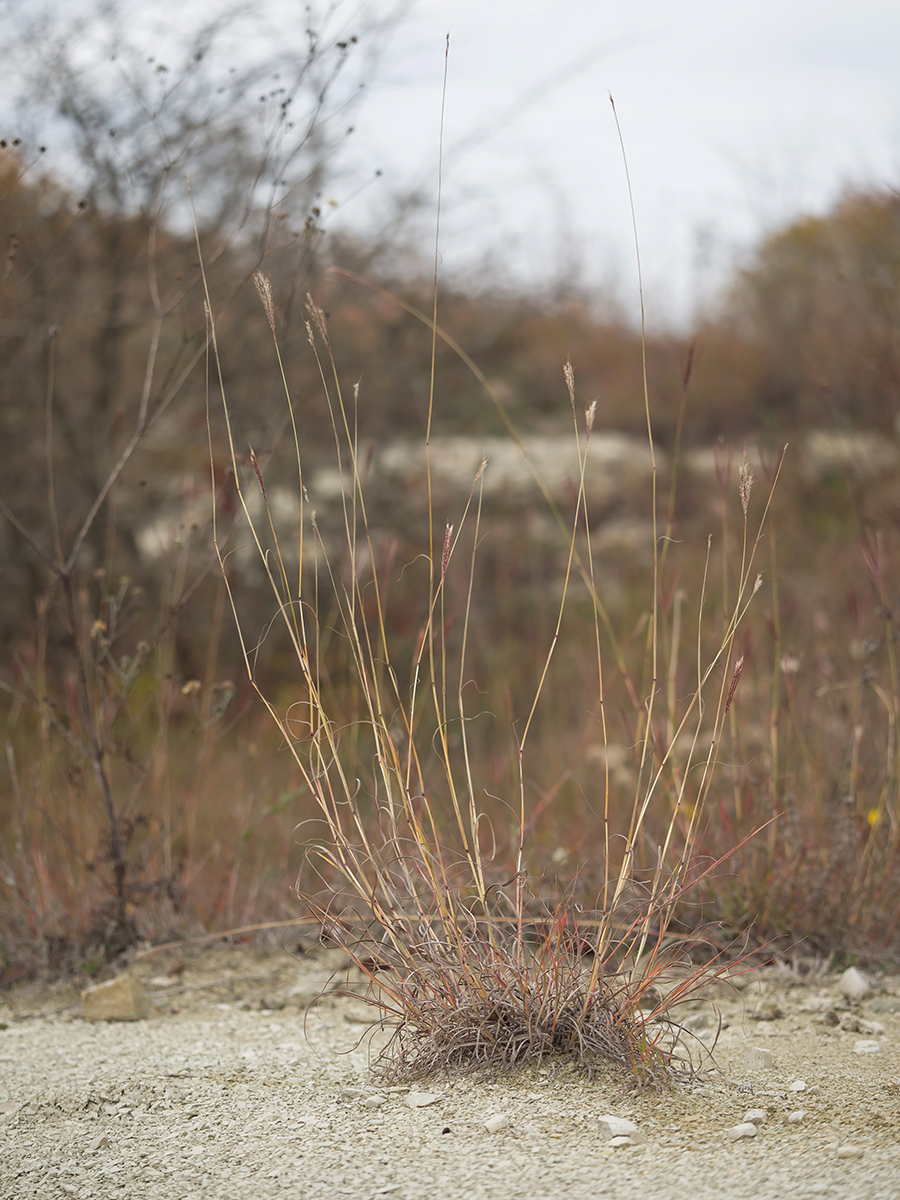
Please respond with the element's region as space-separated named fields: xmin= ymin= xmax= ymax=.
xmin=727 ymin=1122 xmax=758 ymax=1141
xmin=745 ymin=1047 xmax=773 ymax=1070
xmin=597 ymin=1115 xmax=638 ymax=1139
xmin=852 ymin=1039 xmax=881 ymax=1054
xmin=81 ymin=975 xmax=151 ymax=1022
xmin=742 ymin=1108 xmax=768 ymax=1126
xmin=484 ymin=1114 xmax=510 ymax=1133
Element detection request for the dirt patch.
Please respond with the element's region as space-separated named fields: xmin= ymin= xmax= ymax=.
xmin=1 ymin=946 xmax=898 ymax=1199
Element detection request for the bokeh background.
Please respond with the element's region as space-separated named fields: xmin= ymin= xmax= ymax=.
xmin=2 ymin=0 xmax=899 ymax=978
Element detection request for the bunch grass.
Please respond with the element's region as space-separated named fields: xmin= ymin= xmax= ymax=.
xmin=200 ymin=211 xmax=779 ymax=1083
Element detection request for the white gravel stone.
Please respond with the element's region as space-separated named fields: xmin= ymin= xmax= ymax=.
xmin=836 ymin=1144 xmax=865 ymax=1159
xmin=745 ymin=1047 xmax=773 ymax=1070
xmin=406 ymin=1092 xmax=443 ymax=1108
xmin=727 ymin=1122 xmax=758 ymax=1141
xmin=597 ymin=1115 xmax=638 ymax=1139
xmin=484 ymin=1113 xmax=510 ymax=1133
xmin=788 ymin=1079 xmax=808 ymax=1092
xmin=742 ymin=1108 xmax=768 ymax=1126
xmin=788 ymin=1110 xmax=807 ymax=1124
xmin=852 ymin=1040 xmax=882 ymax=1054
xmin=859 ymin=1018 xmax=886 ymax=1035
xmin=838 ymin=967 xmax=871 ymax=1000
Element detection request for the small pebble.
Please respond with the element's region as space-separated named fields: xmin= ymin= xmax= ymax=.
xmin=608 ymin=1135 xmax=634 ymax=1148
xmin=363 ymin=1096 xmax=387 ymax=1108
xmin=727 ymin=1122 xmax=758 ymax=1141
xmin=597 ymin=1115 xmax=638 ymax=1139
xmin=743 ymin=1108 xmax=768 ymax=1126
xmin=836 ymin=1145 xmax=865 ymax=1159
xmin=787 ymin=1110 xmax=807 ymax=1124
xmin=750 ymin=1004 xmax=784 ymax=1022
xmin=788 ymin=1080 xmax=808 ymax=1092
xmin=853 ymin=1040 xmax=881 ymax=1054
xmin=484 ymin=1113 xmax=510 ymax=1133
xmin=407 ymin=1092 xmax=443 ymax=1108
xmin=745 ymin=1047 xmax=773 ymax=1070
xmin=859 ymin=1018 xmax=885 ymax=1035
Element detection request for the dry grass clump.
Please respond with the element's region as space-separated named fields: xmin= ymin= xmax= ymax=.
xmin=316 ymin=891 xmax=711 ymax=1086
xmin=199 ymin=231 xmax=777 ymax=1087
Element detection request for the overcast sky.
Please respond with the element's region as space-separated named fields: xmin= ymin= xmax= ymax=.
xmin=330 ymin=0 xmax=900 ymax=324
xmin=6 ymin=0 xmax=898 ymax=326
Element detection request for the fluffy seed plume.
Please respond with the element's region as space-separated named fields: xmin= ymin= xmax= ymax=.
xmin=253 ymin=271 xmax=276 ymax=333
xmin=585 ymin=400 xmax=597 ymax=433
xmin=739 ymin=449 xmax=754 ymax=517
xmin=441 ymin=523 xmax=453 ymax=580
xmin=563 ymin=359 xmax=576 ymax=408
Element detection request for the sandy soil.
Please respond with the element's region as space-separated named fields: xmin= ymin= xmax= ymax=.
xmin=1 ymin=943 xmax=898 ymax=1200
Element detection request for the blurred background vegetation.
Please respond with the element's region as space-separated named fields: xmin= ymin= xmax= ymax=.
xmin=2 ymin=0 xmax=900 ymax=980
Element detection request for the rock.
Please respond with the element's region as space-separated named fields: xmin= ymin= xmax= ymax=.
xmin=836 ymin=1145 xmax=865 ymax=1159
xmin=608 ymin=1135 xmax=634 ymax=1148
xmin=853 ymin=1040 xmax=881 ymax=1054
xmin=788 ymin=1080 xmax=808 ymax=1092
xmin=484 ymin=1114 xmax=510 ymax=1133
xmin=81 ymin=976 xmax=151 ymax=1022
xmin=858 ymin=1018 xmax=885 ymax=1035
xmin=683 ymin=1011 xmax=717 ymax=1032
xmin=89 ymin=1135 xmax=110 ymax=1151
xmin=787 ymin=1110 xmax=807 ymax=1124
xmin=597 ymin=1115 xmax=639 ymax=1139
xmin=727 ymin=1123 xmax=758 ymax=1141
xmin=838 ymin=967 xmax=871 ymax=1000
xmin=285 ymin=970 xmax=341 ymax=1008
xmin=406 ymin=1092 xmax=443 ymax=1108
xmin=742 ymin=1108 xmax=768 ymax=1126
xmin=867 ymin=996 xmax=900 ymax=1015
xmin=820 ymin=1009 xmax=840 ymax=1026
xmin=750 ymin=1004 xmax=784 ymax=1022
xmin=838 ymin=1012 xmax=882 ymax=1034
xmin=745 ymin=1047 xmax=773 ymax=1070
xmin=363 ymin=1096 xmax=387 ymax=1108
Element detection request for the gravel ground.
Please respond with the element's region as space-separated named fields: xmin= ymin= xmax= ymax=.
xmin=1 ymin=945 xmax=898 ymax=1200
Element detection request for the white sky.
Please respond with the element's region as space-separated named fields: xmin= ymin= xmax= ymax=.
xmin=331 ymin=0 xmax=900 ymax=325
xmin=6 ymin=0 xmax=899 ymax=326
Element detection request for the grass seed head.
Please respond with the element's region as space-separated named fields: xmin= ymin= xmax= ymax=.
xmin=253 ymin=271 xmax=276 ymax=333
